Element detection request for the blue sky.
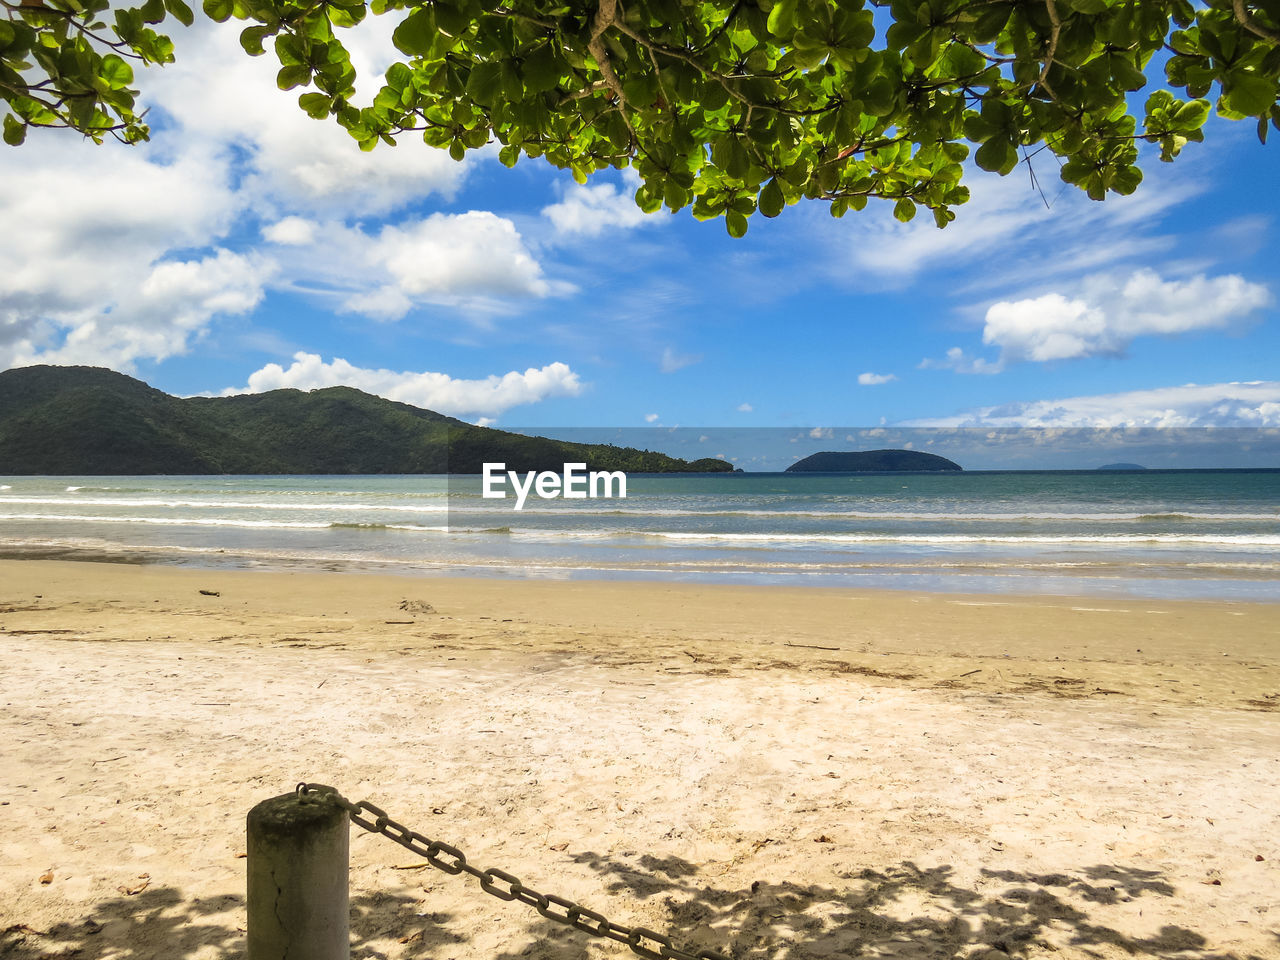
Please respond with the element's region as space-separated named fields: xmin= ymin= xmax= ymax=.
xmin=1 ymin=18 xmax=1277 ymax=435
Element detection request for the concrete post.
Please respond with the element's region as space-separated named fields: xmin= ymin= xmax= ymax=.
xmin=246 ymin=789 xmax=350 ymax=960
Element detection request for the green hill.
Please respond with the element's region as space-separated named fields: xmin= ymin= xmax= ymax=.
xmin=786 ymin=449 xmax=962 ymax=472
xmin=0 ymin=365 xmax=733 ymax=475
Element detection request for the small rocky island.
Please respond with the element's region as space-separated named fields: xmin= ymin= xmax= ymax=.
xmin=786 ymin=449 xmax=962 ymax=472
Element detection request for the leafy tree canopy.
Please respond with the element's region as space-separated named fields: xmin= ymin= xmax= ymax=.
xmin=3 ymin=0 xmax=1278 ymax=233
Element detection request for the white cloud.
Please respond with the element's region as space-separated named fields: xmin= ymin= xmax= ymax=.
xmin=263 ymin=217 xmax=318 ymax=246
xmin=142 ymin=19 xmax=466 ymax=218
xmin=809 ymin=427 xmax=834 ymax=439
xmin=542 ymin=172 xmax=656 ymax=236
xmin=223 ymin=353 xmax=583 ymax=418
xmin=261 ymin=214 xmax=568 ymax=321
xmin=907 ymin=381 xmax=1280 ymax=428
xmin=857 ymin=372 xmax=897 ymax=385
xmin=373 ymin=213 xmax=553 ymax=300
xmin=0 ymin=15 xmax=485 ymax=372
xmin=924 ymin=269 xmax=1271 ymax=373
xmin=645 ymin=413 xmax=660 ymax=423
xmin=736 ymin=402 xmax=754 ymax=413
xmin=660 ymin=346 xmax=701 ymax=373
xmin=9 ymin=249 xmax=271 ymax=370
xmin=0 ymin=132 xmax=267 ymax=369
xmin=918 ymin=347 xmax=1003 ymax=375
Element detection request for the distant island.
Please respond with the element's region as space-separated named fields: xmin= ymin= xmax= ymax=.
xmin=786 ymin=449 xmax=962 ymax=473
xmin=0 ymin=365 xmax=734 ymax=475
xmin=1097 ymin=463 xmax=1148 ymax=471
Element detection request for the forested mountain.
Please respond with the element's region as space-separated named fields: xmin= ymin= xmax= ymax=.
xmin=0 ymin=366 xmax=732 ymax=475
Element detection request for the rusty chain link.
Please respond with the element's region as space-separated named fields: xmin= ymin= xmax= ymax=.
xmin=296 ymin=783 xmax=730 ymax=960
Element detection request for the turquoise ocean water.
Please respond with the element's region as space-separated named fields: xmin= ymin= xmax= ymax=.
xmin=1 ymin=471 xmax=1278 ymax=600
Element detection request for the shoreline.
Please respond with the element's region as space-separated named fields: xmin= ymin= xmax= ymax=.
xmin=3 ymin=557 xmax=1278 ymax=709
xmin=3 ymin=540 xmax=1278 ymax=603
xmin=2 ymin=558 xmax=1278 ymax=959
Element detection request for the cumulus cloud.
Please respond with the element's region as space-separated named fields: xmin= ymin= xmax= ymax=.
xmin=6 ymin=249 xmax=272 ymax=370
xmin=542 ymin=172 xmax=656 ymax=236
xmin=142 ymin=19 xmax=466 ymax=217
xmin=0 ymin=16 xmax=575 ymax=373
xmin=645 ymin=413 xmax=660 ymax=423
xmin=258 ymin=213 xmax=568 ymax=321
xmin=857 ymin=372 xmax=898 ymax=385
xmin=906 ymin=381 xmax=1280 ymax=428
xmin=923 ymin=269 xmax=1271 ymax=373
xmin=373 ymin=213 xmax=553 ymax=300
xmin=0 ymin=135 xmax=269 ymax=369
xmin=0 ymin=15 xmax=490 ymax=372
xmin=263 ymin=217 xmax=318 ymax=246
xmin=223 ymin=353 xmax=583 ymax=418
xmin=737 ymin=402 xmax=754 ymax=413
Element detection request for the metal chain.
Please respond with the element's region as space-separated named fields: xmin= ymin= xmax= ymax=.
xmin=296 ymin=783 xmax=730 ymax=960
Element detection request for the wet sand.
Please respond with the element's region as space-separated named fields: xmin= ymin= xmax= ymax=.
xmin=1 ymin=558 xmax=1278 ymax=959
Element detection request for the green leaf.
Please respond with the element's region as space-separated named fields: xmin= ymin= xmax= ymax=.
xmin=3 ymin=114 xmax=26 ymax=146
xmin=433 ymin=1 xmax=469 ymax=38
xmin=1112 ymin=164 xmax=1142 ymax=195
xmin=725 ymin=209 xmax=749 ymax=237
xmin=975 ymin=136 xmax=1018 ymax=174
xmin=202 ymin=0 xmax=232 ymax=21
xmin=971 ymin=4 xmax=1011 ymax=44
xmin=893 ymin=197 xmax=915 ymax=222
xmin=277 ymin=64 xmax=312 ymax=90
xmin=139 ymin=0 xmax=165 ymax=24
xmin=392 ymin=9 xmax=434 ymax=57
xmin=100 ymin=54 xmax=133 ymax=89
xmin=1172 ymin=98 xmax=1210 ymax=130
xmin=240 ymin=25 xmax=272 ymax=56
xmin=298 ymin=91 xmax=330 ymax=118
xmin=163 ymin=0 xmax=194 ymax=27
xmin=466 ymin=61 xmax=503 ymax=105
xmin=385 ymin=62 xmax=412 ymax=91
xmin=521 ymin=43 xmax=562 ymax=94
xmin=636 ymin=183 xmax=663 ymax=214
xmin=274 ymin=34 xmax=307 ymax=67
xmin=767 ymin=0 xmax=797 ymax=37
xmin=759 ymin=177 xmax=784 ymax=217
xmin=1223 ymin=74 xmax=1278 ymax=118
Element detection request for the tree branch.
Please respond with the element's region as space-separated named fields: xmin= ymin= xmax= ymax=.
xmin=1231 ymin=0 xmax=1280 ymax=44
xmin=1038 ymin=0 xmax=1062 ymax=99
xmin=585 ymin=0 xmax=639 ymax=146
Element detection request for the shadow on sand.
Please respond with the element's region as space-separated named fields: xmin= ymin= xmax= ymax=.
xmin=2 ymin=858 xmax=1265 ymax=960
xmin=0 ymin=886 xmax=455 ymax=959
xmin=496 ymin=855 xmax=1267 ymax=960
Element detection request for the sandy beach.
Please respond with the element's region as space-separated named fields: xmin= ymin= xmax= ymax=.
xmin=1 ymin=558 xmax=1278 ymax=959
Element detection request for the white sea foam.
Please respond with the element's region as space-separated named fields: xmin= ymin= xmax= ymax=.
xmin=583 ymin=530 xmax=1280 ymax=547
xmin=438 ymin=504 xmax=1280 ymax=522
xmin=0 ymin=496 xmax=446 ymax=513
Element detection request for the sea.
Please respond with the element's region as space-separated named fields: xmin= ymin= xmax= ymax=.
xmin=1 ymin=471 xmax=1278 ymax=601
